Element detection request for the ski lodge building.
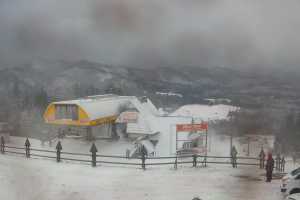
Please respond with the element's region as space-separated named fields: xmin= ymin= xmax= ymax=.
xmin=44 ymin=94 xmax=130 ymax=127
xmin=43 ymin=94 xmax=206 ymax=156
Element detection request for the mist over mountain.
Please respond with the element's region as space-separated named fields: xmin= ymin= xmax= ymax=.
xmin=1 ymin=0 xmax=300 ymax=71
xmin=1 ymin=0 xmax=300 ymax=143
xmin=1 ymin=60 xmax=299 ymax=109
xmin=0 ymin=59 xmax=299 ymax=150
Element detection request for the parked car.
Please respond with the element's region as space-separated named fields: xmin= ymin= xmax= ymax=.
xmin=286 ymin=193 xmax=300 ymax=200
xmin=281 ymin=167 xmax=300 ymax=194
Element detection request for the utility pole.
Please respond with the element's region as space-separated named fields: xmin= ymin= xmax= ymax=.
xmin=229 ymin=111 xmax=234 ymax=156
xmin=230 ymin=133 xmax=233 ymax=153
xmin=247 ymin=136 xmax=250 ymax=156
xmin=229 ymin=116 xmax=232 ymax=156
xmin=209 ymin=131 xmax=211 ymax=152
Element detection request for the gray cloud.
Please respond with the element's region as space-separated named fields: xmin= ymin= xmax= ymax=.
xmin=0 ymin=0 xmax=300 ymax=70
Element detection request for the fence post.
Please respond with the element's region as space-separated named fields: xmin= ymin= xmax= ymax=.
xmin=25 ymin=138 xmax=31 ymax=158
xmin=275 ymin=154 xmax=280 ymax=171
xmin=141 ymin=145 xmax=146 ymax=170
xmin=141 ymin=153 xmax=146 ymax=170
xmin=1 ymin=136 xmax=5 ymax=154
xmin=193 ymin=154 xmax=197 ymax=167
xmin=90 ymin=143 xmax=98 ymax=167
xmin=56 ymin=141 xmax=62 ymax=162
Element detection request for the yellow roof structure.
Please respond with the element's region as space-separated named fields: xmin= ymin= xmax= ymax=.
xmin=43 ymin=94 xmax=131 ymax=126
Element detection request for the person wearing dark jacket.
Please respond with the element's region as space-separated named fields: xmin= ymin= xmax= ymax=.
xmin=266 ymin=153 xmax=274 ymax=182
xmin=231 ymin=146 xmax=238 ymax=168
xmin=259 ymin=148 xmax=265 ymax=169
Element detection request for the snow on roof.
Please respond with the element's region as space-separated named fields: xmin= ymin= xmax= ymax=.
xmin=53 ymin=95 xmax=133 ymax=120
xmin=52 ymin=95 xmax=161 ymax=122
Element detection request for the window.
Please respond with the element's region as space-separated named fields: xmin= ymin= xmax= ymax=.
xmin=183 ymin=142 xmax=192 ymax=149
xmin=55 ymin=104 xmax=78 ymax=120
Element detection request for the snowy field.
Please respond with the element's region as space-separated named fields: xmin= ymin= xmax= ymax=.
xmin=0 ymin=154 xmax=289 ymax=200
xmin=0 ymin=134 xmax=296 ymax=200
xmin=0 ymin=119 xmax=289 ymax=200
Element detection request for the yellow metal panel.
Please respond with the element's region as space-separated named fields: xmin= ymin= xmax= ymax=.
xmin=89 ymin=116 xmax=117 ymax=126
xmin=43 ymin=103 xmax=116 ymax=126
xmin=46 ymin=119 xmax=90 ymax=126
xmin=43 ymin=104 xmax=56 ymax=122
xmin=78 ymin=106 xmax=89 ymax=122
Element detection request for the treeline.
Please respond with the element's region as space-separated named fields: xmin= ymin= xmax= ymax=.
xmin=214 ymin=107 xmax=300 ymax=154
xmin=276 ymin=111 xmax=300 ymax=153
xmin=0 ymin=79 xmax=49 ymax=135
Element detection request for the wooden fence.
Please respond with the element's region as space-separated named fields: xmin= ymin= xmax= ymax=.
xmin=0 ymin=136 xmax=285 ymax=171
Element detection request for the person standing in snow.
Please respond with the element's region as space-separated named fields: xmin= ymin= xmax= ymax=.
xmin=265 ymin=153 xmax=274 ymax=182
xmin=231 ymin=145 xmax=238 ymax=168
xmin=141 ymin=144 xmax=148 ymax=157
xmin=126 ymin=149 xmax=130 ymax=159
xmin=259 ymin=148 xmax=265 ymax=169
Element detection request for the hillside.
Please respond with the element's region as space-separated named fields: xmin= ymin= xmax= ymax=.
xmin=1 ymin=60 xmax=299 ymax=109
xmin=1 ymin=60 xmax=300 ymax=145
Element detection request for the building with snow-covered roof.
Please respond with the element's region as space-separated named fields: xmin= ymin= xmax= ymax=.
xmin=44 ymin=94 xmax=131 ymax=126
xmin=43 ymin=94 xmax=162 ymax=137
xmin=43 ymin=94 xmax=237 ymax=156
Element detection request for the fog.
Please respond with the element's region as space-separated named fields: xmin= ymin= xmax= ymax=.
xmin=1 ymin=0 xmax=300 ymax=70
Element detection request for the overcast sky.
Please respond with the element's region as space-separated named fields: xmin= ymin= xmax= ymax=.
xmin=0 ymin=0 xmax=300 ymax=70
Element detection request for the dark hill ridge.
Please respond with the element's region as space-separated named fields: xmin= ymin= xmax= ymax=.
xmin=0 ymin=60 xmax=299 ymax=108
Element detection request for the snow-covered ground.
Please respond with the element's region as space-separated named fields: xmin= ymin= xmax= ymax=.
xmin=0 ymin=154 xmax=290 ymax=200
xmin=5 ymin=127 xmax=273 ymax=161
xmin=0 ymin=101 xmax=283 ymax=200
xmin=0 ymin=132 xmax=293 ymax=200
xmin=170 ymin=104 xmax=238 ymax=121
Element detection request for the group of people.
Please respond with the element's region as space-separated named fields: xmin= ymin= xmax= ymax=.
xmin=231 ymin=146 xmax=275 ymax=182
xmin=259 ymin=148 xmax=275 ymax=182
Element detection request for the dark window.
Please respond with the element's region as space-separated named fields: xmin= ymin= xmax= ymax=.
xmin=55 ymin=104 xmax=78 ymax=120
xmin=183 ymin=142 xmax=192 ymax=149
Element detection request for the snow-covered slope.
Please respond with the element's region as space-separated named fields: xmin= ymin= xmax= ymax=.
xmin=170 ymin=104 xmax=238 ymax=121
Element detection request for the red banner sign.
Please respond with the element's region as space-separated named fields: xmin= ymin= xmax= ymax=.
xmin=176 ymin=123 xmax=208 ymax=132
